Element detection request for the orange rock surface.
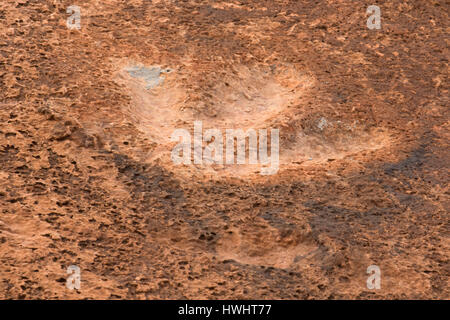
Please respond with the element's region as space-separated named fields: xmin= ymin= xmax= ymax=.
xmin=0 ymin=0 xmax=448 ymax=299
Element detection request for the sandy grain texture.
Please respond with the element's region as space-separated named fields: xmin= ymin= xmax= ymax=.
xmin=0 ymin=0 xmax=448 ymax=299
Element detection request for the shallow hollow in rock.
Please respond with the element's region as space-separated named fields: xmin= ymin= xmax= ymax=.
xmin=114 ymin=61 xmax=390 ymax=177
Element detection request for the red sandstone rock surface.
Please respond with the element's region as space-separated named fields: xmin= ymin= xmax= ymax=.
xmin=0 ymin=0 xmax=448 ymax=299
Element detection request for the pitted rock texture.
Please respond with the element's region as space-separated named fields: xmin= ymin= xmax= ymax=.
xmin=0 ymin=0 xmax=448 ymax=299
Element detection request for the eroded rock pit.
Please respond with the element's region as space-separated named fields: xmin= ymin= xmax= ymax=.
xmin=114 ymin=61 xmax=390 ymax=178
